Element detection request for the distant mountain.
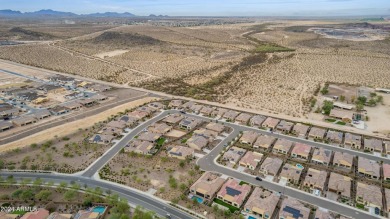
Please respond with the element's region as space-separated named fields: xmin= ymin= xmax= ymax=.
xmin=0 ymin=9 xmax=138 ymax=18
xmin=86 ymin=12 xmax=136 ymax=17
xmin=25 ymin=9 xmax=77 ymax=17
xmin=0 ymin=9 xmax=22 ymax=16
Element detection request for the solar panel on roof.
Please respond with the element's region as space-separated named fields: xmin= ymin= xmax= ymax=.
xmin=226 ymin=187 xmax=242 ymax=197
xmin=283 ymin=206 xmax=303 ymax=219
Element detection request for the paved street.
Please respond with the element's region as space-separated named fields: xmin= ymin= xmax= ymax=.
xmin=0 ymin=172 xmax=195 ymax=219
xmin=2 ymin=109 xmax=387 ymax=219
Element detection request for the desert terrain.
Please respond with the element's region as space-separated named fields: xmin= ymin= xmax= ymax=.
xmin=0 ymin=19 xmax=389 ymax=128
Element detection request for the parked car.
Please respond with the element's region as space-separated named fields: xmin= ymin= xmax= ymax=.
xmin=255 ymin=176 xmax=262 ymax=181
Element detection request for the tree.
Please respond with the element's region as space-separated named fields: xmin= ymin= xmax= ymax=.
xmin=357 ymin=96 xmax=367 ymax=104
xmin=356 ymin=103 xmax=364 ymax=111
xmin=377 ymin=95 xmax=383 ymax=104
xmin=340 ymin=95 xmax=345 ymax=102
xmin=320 ymin=87 xmax=328 ymax=95
xmin=179 ymin=160 xmax=185 ymax=168
xmin=20 ymin=189 xmax=34 ymax=201
xmin=322 ymin=100 xmax=333 ymax=115
xmin=35 ymin=190 xmax=52 ymax=201
xmin=63 ymin=190 xmax=76 ymax=201
xmin=0 ymin=159 xmax=4 ymax=169
xmin=11 ymin=189 xmax=23 ymax=199
xmin=368 ymin=99 xmax=377 ymax=106
xmin=179 ymin=183 xmax=187 ymax=191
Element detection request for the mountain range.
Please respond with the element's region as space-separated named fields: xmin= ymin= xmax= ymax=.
xmin=0 ymin=9 xmax=151 ymax=18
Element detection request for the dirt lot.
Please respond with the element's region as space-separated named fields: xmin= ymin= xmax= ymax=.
xmin=365 ymin=93 xmax=390 ymax=135
xmin=0 ymin=126 xmax=111 ymax=173
xmin=0 ymin=21 xmax=389 ymax=133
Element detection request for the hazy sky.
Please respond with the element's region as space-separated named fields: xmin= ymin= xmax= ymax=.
xmin=2 ymin=0 xmax=389 ymax=16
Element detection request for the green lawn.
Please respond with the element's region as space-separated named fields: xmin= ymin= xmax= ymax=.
xmin=12 ymin=210 xmax=27 ymax=215
xmin=156 ymin=138 xmax=166 ymax=146
xmin=254 ymin=44 xmax=294 ymax=53
xmin=325 ymin=118 xmax=336 ymax=123
xmin=336 ymin=121 xmax=346 ymax=125
xmin=356 ymin=203 xmax=365 ymax=210
xmin=213 ymin=198 xmax=240 ymax=213
xmin=239 ymin=181 xmax=249 ymax=185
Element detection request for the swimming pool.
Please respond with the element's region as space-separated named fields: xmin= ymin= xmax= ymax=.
xmin=192 ymin=196 xmax=204 ymax=204
xmin=92 ymin=206 xmax=106 ymax=214
xmin=248 ymin=216 xmax=258 ymax=219
xmin=296 ymin=164 xmax=304 ymax=169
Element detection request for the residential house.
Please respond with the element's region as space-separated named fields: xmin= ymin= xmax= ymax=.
xmin=124 ymin=140 xmax=154 ymax=155
xmin=259 ymin=157 xmax=283 ymax=176
xmin=384 ymin=141 xmax=390 ymax=155
xmin=137 ymin=106 xmax=155 ymax=116
xmin=118 ymin=115 xmax=137 ymax=126
xmin=50 ymin=106 xmax=69 ymax=115
xmin=279 ymin=163 xmax=303 ymax=185
xmin=21 ymin=209 xmax=49 ymax=219
xmin=187 ymin=135 xmax=208 ymax=150
xmin=148 ymin=123 xmax=172 ymax=134
xmin=383 ymin=163 xmax=390 ymax=182
xmin=303 ymin=168 xmax=327 ymax=192
xmin=329 ymin=109 xmax=355 ymax=123
xmin=189 ymin=104 xmax=203 ymax=114
xmin=311 ymin=148 xmax=332 ymax=166
xmin=272 ymin=139 xmax=293 ymax=155
xmin=314 ymin=209 xmax=334 ymax=219
xmin=182 ymin=101 xmax=195 ymax=110
xmin=127 ymin=110 xmax=149 ymax=120
xmin=356 ymin=182 xmax=382 ymax=209
xmin=0 ymin=121 xmax=13 ymax=132
xmin=253 ymin=135 xmax=276 ymax=151
xmin=12 ymin=115 xmax=37 ymax=126
xmin=90 ymin=93 xmax=108 ymax=102
xmin=106 ymin=120 xmax=127 ymax=129
xmin=200 ymin=106 xmax=214 ymax=116
xmin=193 ymin=128 xmax=218 ymax=142
xmin=276 ymin=120 xmax=294 ymax=133
xmin=308 ymin=127 xmax=326 ymax=141
xmin=222 ymin=146 xmax=247 ymax=165
xmin=137 ymin=132 xmax=162 ymax=143
xmin=223 ymin=110 xmax=240 ymax=121
xmin=77 ymin=98 xmax=96 ymax=107
xmin=98 ymin=126 xmax=122 ymax=136
xmin=364 ymin=138 xmax=383 ymax=153
xmin=326 ymin=130 xmax=343 ymax=145
xmin=328 ymin=172 xmax=351 ymax=201
xmin=386 ymin=188 xmax=390 ymax=213
xmin=261 ymin=117 xmax=280 ymax=131
xmin=205 ymin=122 xmax=225 ymax=133
xmin=250 ymin=115 xmax=266 ymax=127
xmin=358 ymin=157 xmax=380 ymax=179
xmin=239 ymin=151 xmax=263 ymax=170
xmin=31 ymin=109 xmax=51 ymax=120
xmin=179 ymin=117 xmax=202 ymax=130
xmin=279 ymin=198 xmax=310 ymax=219
xmin=168 ymin=100 xmax=183 ymax=108
xmin=148 ymin=102 xmax=165 ymax=110
xmin=240 ymin=131 xmax=259 ymax=145
xmin=89 ymin=134 xmax=115 ymax=144
xmin=211 ymin=108 xmax=228 ymax=118
xmin=216 ymin=179 xmax=251 ymax=208
xmin=235 ymin=113 xmax=252 ymax=125
xmin=291 ymin=143 xmax=312 ymax=161
xmin=333 ymin=151 xmax=353 ymax=170
xmin=61 ymin=101 xmax=83 ymax=111
xmin=244 ymin=187 xmax=279 ymax=219
xmin=344 ymin=133 xmax=362 ymax=149
xmin=167 ymin=146 xmax=194 ymax=160
xmin=162 ymin=113 xmax=184 ymax=124
xmin=190 ymin=172 xmax=225 ymax=201
xmin=48 ymin=212 xmax=72 ymax=219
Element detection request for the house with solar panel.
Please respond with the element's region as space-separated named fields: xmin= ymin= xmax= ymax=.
xmin=216 ymin=178 xmax=251 ymax=208
xmin=278 ymin=197 xmax=310 ymax=219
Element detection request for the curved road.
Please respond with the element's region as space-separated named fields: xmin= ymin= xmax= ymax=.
xmin=2 ymin=110 xmax=387 ymax=219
